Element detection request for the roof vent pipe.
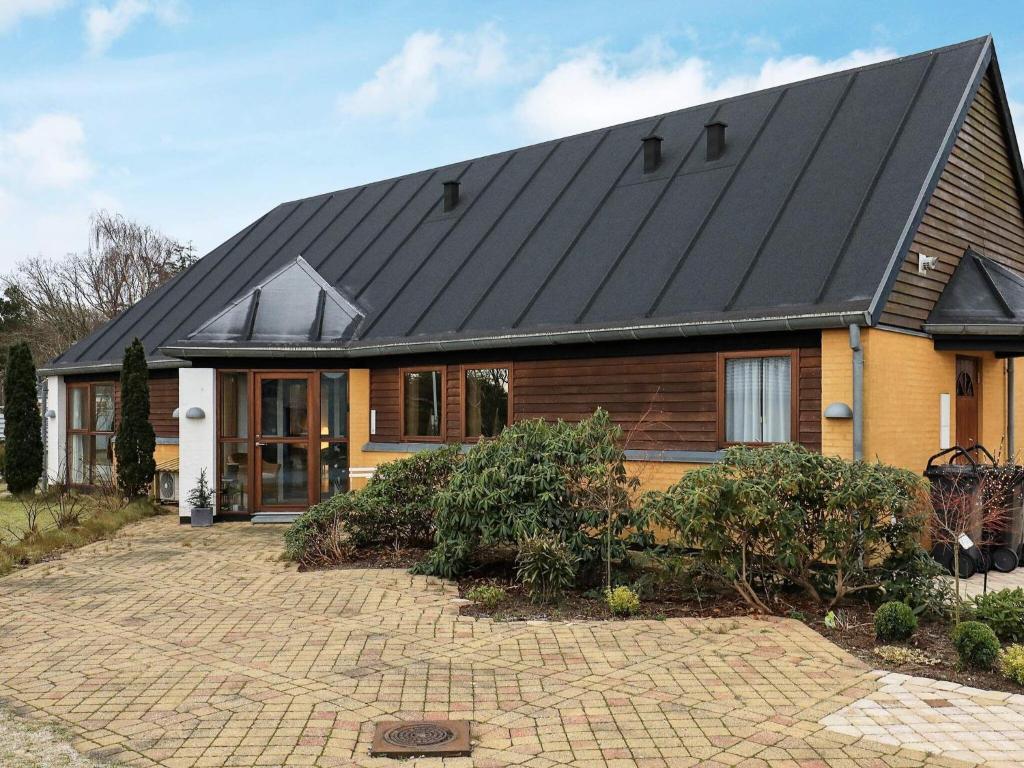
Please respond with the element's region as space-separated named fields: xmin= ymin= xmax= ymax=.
xmin=705 ymin=121 xmax=727 ymax=161
xmin=442 ymin=180 xmax=460 ymax=212
xmin=641 ymin=135 xmax=662 ymax=173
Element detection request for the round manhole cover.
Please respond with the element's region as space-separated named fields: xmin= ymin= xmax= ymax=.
xmin=382 ymin=722 xmax=456 ymax=748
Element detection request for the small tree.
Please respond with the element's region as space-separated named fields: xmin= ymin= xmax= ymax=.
xmin=114 ymin=338 xmax=155 ymax=499
xmin=3 ymin=342 xmax=43 ymax=495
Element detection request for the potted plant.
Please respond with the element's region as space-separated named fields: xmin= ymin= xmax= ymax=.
xmin=222 ymin=480 xmax=240 ymax=512
xmin=186 ymin=469 xmax=214 ymax=527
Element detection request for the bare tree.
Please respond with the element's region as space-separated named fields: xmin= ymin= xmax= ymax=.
xmin=1 ymin=211 xmax=196 ymax=362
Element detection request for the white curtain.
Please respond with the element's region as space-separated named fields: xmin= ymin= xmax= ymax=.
xmin=725 ymin=357 xmax=791 ymax=443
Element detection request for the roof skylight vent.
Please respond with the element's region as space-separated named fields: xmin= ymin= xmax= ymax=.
xmin=705 ymin=121 xmax=727 ymax=161
xmin=442 ymin=180 xmax=460 ymax=212
xmin=641 ymin=135 xmax=663 ymax=173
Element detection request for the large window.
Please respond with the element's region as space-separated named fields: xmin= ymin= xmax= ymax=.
xmin=67 ymin=382 xmax=115 ymax=485
xmin=319 ymin=372 xmax=349 ymax=500
xmin=402 ymin=368 xmax=444 ymax=440
xmin=721 ymin=352 xmax=795 ymax=444
xmin=463 ymin=366 xmax=510 ymax=439
xmin=218 ymin=372 xmax=249 ymax=512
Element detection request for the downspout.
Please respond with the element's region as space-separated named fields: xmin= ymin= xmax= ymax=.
xmin=1008 ymin=358 xmax=1016 ymax=460
xmin=849 ymin=324 xmax=864 ymax=461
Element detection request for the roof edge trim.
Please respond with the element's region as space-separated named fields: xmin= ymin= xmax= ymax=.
xmin=160 ymin=309 xmax=871 ymax=359
xmin=39 ymin=358 xmax=190 ymax=377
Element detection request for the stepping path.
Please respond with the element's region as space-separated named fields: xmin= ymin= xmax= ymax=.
xmin=0 ymin=514 xmax=1020 ymax=767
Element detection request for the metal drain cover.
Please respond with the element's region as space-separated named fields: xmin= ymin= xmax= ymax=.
xmin=370 ymin=720 xmax=471 ymax=757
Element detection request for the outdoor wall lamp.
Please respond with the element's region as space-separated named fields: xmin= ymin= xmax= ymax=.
xmin=185 ymin=407 xmax=206 ymax=419
xmin=45 ymin=409 xmax=56 ymax=419
xmin=824 ymin=402 xmax=853 ymax=419
xmin=171 ymin=408 xmax=180 ymax=418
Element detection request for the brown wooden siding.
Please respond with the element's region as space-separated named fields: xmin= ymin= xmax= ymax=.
xmin=64 ymin=371 xmax=179 ymax=439
xmin=370 ymin=347 xmax=822 ymax=452
xmin=881 ymin=69 xmax=1024 ymax=328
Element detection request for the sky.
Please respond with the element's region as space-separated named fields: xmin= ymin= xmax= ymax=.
xmin=1 ymin=0 xmax=1023 ymax=275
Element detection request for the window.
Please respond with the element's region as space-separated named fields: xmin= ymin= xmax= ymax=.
xmin=402 ymin=368 xmax=444 ymax=440
xmin=720 ymin=352 xmax=795 ymax=444
xmin=218 ymin=372 xmax=250 ymax=512
xmin=67 ymin=382 xmax=116 ymax=485
xmin=464 ymin=366 xmax=510 ymax=439
xmin=319 ymin=372 xmax=349 ymax=500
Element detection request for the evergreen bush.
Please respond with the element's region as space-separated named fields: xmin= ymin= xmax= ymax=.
xmin=2 ymin=342 xmax=42 ymax=494
xmin=115 ymin=339 xmax=156 ymax=499
xmin=951 ymin=621 xmax=1001 ymax=669
xmin=874 ymin=601 xmax=917 ymax=641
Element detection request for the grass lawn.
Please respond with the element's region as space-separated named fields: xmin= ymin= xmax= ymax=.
xmin=0 ymin=495 xmax=56 ymax=544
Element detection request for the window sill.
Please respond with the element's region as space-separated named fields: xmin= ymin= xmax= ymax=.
xmin=361 ymin=442 xmax=723 ymax=464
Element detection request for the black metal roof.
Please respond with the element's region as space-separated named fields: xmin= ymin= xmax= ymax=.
xmin=46 ymin=36 xmax=1009 ymax=372
xmin=926 ymin=249 xmax=1024 ymax=333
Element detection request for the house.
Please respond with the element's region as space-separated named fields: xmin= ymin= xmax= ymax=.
xmin=39 ymin=36 xmax=1024 ymax=523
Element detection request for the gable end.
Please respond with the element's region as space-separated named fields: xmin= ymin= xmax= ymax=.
xmin=880 ymin=66 xmax=1024 ymax=329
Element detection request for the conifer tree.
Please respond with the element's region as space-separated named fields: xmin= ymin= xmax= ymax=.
xmin=3 ymin=342 xmax=43 ymax=495
xmin=115 ymin=338 xmax=156 ymax=499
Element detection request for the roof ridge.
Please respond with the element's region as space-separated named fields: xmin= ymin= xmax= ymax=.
xmin=274 ymin=36 xmax=993 ymax=211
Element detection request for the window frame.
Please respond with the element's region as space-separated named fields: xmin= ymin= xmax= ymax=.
xmin=317 ymin=370 xmax=350 ymax=501
xmin=65 ymin=380 xmax=117 ymax=487
xmin=716 ymin=349 xmax=800 ymax=448
xmin=399 ymin=365 xmax=446 ymax=443
xmin=217 ymin=370 xmax=252 ymax=513
xmin=460 ymin=362 xmax=513 ymax=442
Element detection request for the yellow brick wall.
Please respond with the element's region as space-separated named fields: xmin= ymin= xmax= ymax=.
xmin=154 ymin=443 xmax=178 ymax=466
xmin=822 ymin=326 xmax=1013 ymax=473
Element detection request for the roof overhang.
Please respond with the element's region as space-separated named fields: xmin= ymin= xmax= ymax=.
xmin=38 ymin=357 xmax=189 ymax=377
xmin=160 ymin=309 xmax=871 ymax=359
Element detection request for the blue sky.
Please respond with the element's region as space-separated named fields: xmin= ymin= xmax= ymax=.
xmin=1 ymin=0 xmax=1023 ymax=274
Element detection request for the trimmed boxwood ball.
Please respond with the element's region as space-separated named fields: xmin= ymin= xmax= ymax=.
xmin=951 ymin=621 xmax=1001 ymax=670
xmin=874 ymin=601 xmax=918 ymax=641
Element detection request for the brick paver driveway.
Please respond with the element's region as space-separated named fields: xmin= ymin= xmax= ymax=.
xmin=0 ymin=515 xmax=1010 ymax=767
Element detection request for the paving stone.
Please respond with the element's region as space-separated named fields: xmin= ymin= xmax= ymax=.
xmin=0 ymin=516 xmax=1017 ymax=767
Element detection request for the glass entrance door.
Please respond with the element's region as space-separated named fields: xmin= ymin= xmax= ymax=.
xmin=255 ymin=373 xmax=312 ymax=509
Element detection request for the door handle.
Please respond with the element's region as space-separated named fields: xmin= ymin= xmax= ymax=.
xmin=255 ymin=441 xmax=267 ymax=447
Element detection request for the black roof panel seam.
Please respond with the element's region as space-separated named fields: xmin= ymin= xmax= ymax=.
xmin=455 ymin=130 xmax=611 ymax=332
xmin=336 ymin=172 xmax=438 ymax=286
xmin=407 ymin=141 xmax=562 ymax=336
xmin=724 ymin=72 xmax=859 ymax=311
xmin=815 ymin=53 xmax=939 ymax=304
xmin=357 ymin=152 xmax=517 ymax=337
xmin=511 ymin=115 xmax=666 ymax=328
xmin=646 ymin=88 xmax=788 ymax=317
xmin=310 ymin=179 xmax=399 ymax=274
xmin=576 ymin=104 xmax=722 ymax=324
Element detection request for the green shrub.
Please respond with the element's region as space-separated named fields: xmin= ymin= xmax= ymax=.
xmin=416 ymin=410 xmax=650 ymax=580
xmin=1000 ymin=644 xmax=1024 ymax=686
xmin=0 ymin=441 xmax=6 ymax=480
xmin=285 ymin=446 xmax=461 ymax=566
xmin=951 ymin=621 xmax=1001 ymax=670
xmin=516 ymin=535 xmax=577 ymax=603
xmin=874 ymin=601 xmax=917 ymax=641
xmin=115 ymin=339 xmax=156 ymax=500
xmin=466 ymin=585 xmax=505 ymax=608
xmin=606 ymin=585 xmax=641 ymax=617
xmin=3 ymin=342 xmax=42 ymax=494
xmin=878 ymin=545 xmax=955 ymax=620
xmin=971 ymin=588 xmax=1024 ymax=644
xmin=641 ymin=444 xmax=927 ymax=612
xmin=346 ymin=445 xmax=461 ymax=550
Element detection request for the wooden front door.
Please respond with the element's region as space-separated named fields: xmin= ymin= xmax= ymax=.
xmin=955 ymin=356 xmax=981 ymax=448
xmin=254 ymin=372 xmax=314 ymax=510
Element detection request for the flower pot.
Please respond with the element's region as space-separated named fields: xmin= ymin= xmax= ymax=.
xmin=191 ymin=507 xmax=214 ymax=527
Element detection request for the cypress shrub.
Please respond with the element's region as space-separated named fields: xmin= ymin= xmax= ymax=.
xmin=3 ymin=342 xmax=43 ymax=494
xmin=115 ymin=339 xmax=156 ymax=499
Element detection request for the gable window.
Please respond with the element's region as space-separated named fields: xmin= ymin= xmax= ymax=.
xmin=720 ymin=352 xmax=796 ymax=445
xmin=67 ymin=382 xmax=116 ymax=485
xmin=402 ymin=368 xmax=444 ymax=440
xmin=464 ymin=366 xmax=511 ymax=439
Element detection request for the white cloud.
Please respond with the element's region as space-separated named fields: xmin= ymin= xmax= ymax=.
xmin=1 ymin=113 xmax=92 ymax=188
xmin=84 ymin=0 xmax=182 ymax=55
xmin=340 ymin=24 xmax=508 ymax=120
xmin=515 ymin=44 xmax=896 ymax=139
xmin=0 ymin=0 xmax=67 ymax=32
